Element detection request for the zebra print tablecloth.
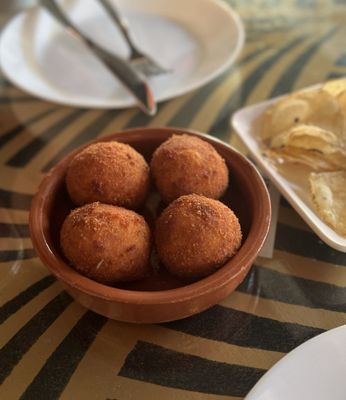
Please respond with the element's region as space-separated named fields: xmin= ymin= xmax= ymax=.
xmin=0 ymin=1 xmax=345 ymax=399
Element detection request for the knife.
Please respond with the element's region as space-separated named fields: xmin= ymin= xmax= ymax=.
xmin=39 ymin=0 xmax=157 ymax=115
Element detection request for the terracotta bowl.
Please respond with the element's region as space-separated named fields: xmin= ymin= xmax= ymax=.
xmin=29 ymin=127 xmax=271 ymax=323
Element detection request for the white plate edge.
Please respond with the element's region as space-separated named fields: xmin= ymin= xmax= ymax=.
xmin=244 ymin=324 xmax=346 ymax=399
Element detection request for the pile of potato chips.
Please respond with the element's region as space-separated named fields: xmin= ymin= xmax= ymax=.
xmin=261 ymin=78 xmax=346 ymax=236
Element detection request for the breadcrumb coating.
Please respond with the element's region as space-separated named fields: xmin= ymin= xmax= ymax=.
xmin=150 ymin=134 xmax=228 ymax=204
xmin=66 ymin=141 xmax=150 ymax=209
xmin=60 ymin=202 xmax=151 ymax=284
xmin=155 ymin=194 xmax=242 ymax=280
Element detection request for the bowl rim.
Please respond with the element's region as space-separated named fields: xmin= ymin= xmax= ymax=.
xmin=29 ymin=127 xmax=271 ymax=305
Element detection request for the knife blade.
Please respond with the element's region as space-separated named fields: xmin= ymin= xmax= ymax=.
xmin=39 ymin=0 xmax=157 ymax=115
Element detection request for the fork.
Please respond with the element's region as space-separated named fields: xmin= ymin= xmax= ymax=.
xmin=98 ymin=0 xmax=170 ymax=77
xmin=40 ymin=0 xmax=156 ymax=115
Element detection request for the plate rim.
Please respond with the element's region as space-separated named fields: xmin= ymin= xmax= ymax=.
xmin=244 ymin=324 xmax=346 ymax=399
xmin=0 ymin=0 xmax=245 ymax=109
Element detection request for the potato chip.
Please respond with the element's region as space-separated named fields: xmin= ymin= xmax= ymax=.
xmin=264 ymin=148 xmax=327 ymax=170
xmin=309 ymin=171 xmax=346 ymax=236
xmin=270 ymin=124 xmax=339 ymax=153
xmin=266 ymin=121 xmax=346 ymax=171
xmin=308 ymin=89 xmax=345 ymax=137
xmin=261 ymin=92 xmax=313 ymax=139
xmin=262 ymin=87 xmax=345 ymax=140
xmin=265 ymin=147 xmax=344 ymax=171
xmin=322 ymin=79 xmax=346 ymax=97
xmin=337 ymin=90 xmax=346 ymax=113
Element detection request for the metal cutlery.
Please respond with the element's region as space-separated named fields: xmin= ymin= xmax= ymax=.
xmin=39 ymin=0 xmax=157 ymax=115
xmin=98 ymin=0 xmax=169 ymax=77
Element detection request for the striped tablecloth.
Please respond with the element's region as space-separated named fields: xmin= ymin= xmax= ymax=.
xmin=1 ymin=1 xmax=345 ymax=399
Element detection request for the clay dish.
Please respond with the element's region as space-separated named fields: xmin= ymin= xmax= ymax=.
xmin=29 ymin=127 xmax=271 ymax=323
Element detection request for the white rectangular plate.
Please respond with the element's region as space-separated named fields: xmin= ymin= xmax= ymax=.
xmin=231 ymin=96 xmax=346 ymax=253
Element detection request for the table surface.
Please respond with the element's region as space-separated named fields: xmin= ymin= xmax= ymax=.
xmin=1 ymin=1 xmax=346 ymax=399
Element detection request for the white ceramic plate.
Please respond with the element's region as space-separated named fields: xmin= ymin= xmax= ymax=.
xmin=0 ymin=0 xmax=244 ymax=109
xmin=245 ymin=324 xmax=346 ymax=400
xmin=231 ymin=93 xmax=346 ymax=253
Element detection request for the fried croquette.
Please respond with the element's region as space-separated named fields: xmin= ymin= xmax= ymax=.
xmin=150 ymin=134 xmax=228 ymax=204
xmin=155 ymin=194 xmax=242 ymax=280
xmin=60 ymin=202 xmax=151 ymax=284
xmin=66 ymin=141 xmax=149 ymax=209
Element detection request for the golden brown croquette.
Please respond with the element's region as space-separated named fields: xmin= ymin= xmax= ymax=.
xmin=66 ymin=141 xmax=150 ymax=209
xmin=60 ymin=202 xmax=151 ymax=284
xmin=150 ymin=134 xmax=228 ymax=204
xmin=155 ymin=194 xmax=242 ymax=280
